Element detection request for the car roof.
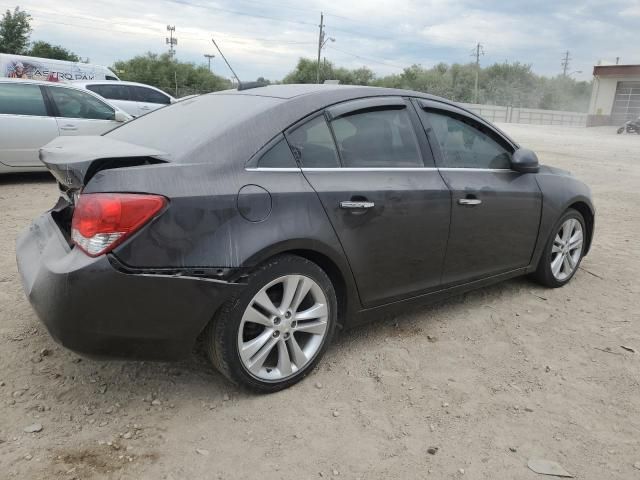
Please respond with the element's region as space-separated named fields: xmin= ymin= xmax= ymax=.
xmin=0 ymin=77 xmax=102 ymax=90
xmin=107 ymin=83 xmax=517 ymax=167
xmin=223 ymin=83 xmax=435 ymax=101
xmin=72 ymin=80 xmax=174 ymax=94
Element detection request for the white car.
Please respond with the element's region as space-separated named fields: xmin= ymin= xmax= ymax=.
xmin=0 ymin=78 xmax=131 ymax=174
xmin=72 ymin=80 xmax=175 ymax=117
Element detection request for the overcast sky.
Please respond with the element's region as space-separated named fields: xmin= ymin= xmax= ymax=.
xmin=6 ymin=0 xmax=639 ymax=81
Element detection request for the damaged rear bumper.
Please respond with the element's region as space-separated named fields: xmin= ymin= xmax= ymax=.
xmin=16 ymin=212 xmax=242 ymax=360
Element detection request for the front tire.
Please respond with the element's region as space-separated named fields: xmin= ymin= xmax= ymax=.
xmin=617 ymin=127 xmax=624 ymax=134
xmin=205 ymin=255 xmax=337 ymax=393
xmin=532 ymin=209 xmax=586 ymax=288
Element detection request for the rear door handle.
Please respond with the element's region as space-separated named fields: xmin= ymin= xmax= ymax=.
xmin=340 ymin=201 xmax=375 ymax=209
xmin=60 ymin=124 xmax=78 ymax=131
xmin=458 ymin=198 xmax=482 ymax=206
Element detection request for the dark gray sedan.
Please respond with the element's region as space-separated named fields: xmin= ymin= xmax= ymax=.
xmin=16 ymin=84 xmax=594 ymax=392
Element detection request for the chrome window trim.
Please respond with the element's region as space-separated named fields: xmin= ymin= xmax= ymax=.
xmin=302 ymin=167 xmax=439 ymax=172
xmin=245 ymin=167 xmax=301 ymax=172
xmin=438 ymin=168 xmax=514 ymax=173
xmin=245 ymin=167 xmax=515 ymax=173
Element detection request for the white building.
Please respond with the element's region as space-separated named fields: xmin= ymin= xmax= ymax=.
xmin=588 ymin=64 xmax=640 ymax=126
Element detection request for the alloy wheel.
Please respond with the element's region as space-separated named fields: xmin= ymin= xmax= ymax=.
xmin=550 ymin=218 xmax=583 ymax=281
xmin=237 ymin=275 xmax=329 ymax=381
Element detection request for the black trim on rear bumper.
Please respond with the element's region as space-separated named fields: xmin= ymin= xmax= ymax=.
xmin=16 ymin=212 xmax=243 ymax=360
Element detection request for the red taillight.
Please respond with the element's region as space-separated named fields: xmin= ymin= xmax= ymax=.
xmin=71 ymin=193 xmax=167 ymax=257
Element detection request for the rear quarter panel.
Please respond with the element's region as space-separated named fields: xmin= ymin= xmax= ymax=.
xmin=84 ymin=162 xmax=352 ymax=277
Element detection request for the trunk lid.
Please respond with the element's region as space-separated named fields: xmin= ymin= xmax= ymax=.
xmin=40 ymin=136 xmax=169 ymax=192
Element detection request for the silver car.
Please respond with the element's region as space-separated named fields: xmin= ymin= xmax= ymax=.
xmin=0 ymin=78 xmax=131 ymax=174
xmin=72 ymin=80 xmax=175 ymax=117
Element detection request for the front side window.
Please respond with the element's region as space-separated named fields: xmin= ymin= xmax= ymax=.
xmin=133 ymin=86 xmax=171 ymax=104
xmin=86 ymin=84 xmax=131 ymax=101
xmin=0 ymin=83 xmax=47 ymax=116
xmin=286 ymin=115 xmax=340 ymax=168
xmin=330 ymin=108 xmax=422 ymax=168
xmin=47 ymin=87 xmax=115 ymax=120
xmin=423 ymin=110 xmax=512 ymax=169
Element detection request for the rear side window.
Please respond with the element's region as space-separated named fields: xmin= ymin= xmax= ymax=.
xmin=258 ymin=138 xmax=297 ymax=168
xmin=0 ymin=83 xmax=47 ymax=116
xmin=423 ymin=110 xmax=512 ymax=169
xmin=133 ymin=86 xmax=171 ymax=104
xmin=47 ymin=87 xmax=115 ymax=120
xmin=286 ymin=115 xmax=340 ymax=168
xmin=86 ymin=84 xmax=131 ymax=101
xmin=330 ymin=109 xmax=422 ymax=168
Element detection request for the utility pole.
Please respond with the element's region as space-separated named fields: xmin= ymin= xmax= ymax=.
xmin=561 ymin=50 xmax=571 ymax=77
xmin=473 ymin=42 xmax=484 ymax=104
xmin=204 ymin=54 xmax=215 ymax=72
xmin=166 ymin=25 xmax=177 ymax=58
xmin=315 ymin=12 xmax=335 ymax=84
xmin=316 ymin=12 xmax=324 ymax=84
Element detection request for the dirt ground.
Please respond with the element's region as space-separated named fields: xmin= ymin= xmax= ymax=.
xmin=0 ymin=124 xmax=638 ymax=480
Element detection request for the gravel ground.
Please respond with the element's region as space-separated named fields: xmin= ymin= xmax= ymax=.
xmin=0 ymin=124 xmax=638 ymax=480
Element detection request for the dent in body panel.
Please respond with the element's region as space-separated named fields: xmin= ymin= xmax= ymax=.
xmin=87 ymin=164 xmax=349 ymax=275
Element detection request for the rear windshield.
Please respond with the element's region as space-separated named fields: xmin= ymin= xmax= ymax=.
xmin=107 ymin=93 xmax=282 ymax=161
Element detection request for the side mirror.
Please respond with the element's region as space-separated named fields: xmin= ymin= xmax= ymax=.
xmin=511 ymin=148 xmax=539 ymax=173
xmin=114 ymin=111 xmax=129 ymax=123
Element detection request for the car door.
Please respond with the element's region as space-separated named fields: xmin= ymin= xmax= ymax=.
xmin=44 ymin=85 xmax=120 ymax=136
xmin=286 ymin=97 xmax=451 ymax=308
xmin=415 ymin=100 xmax=542 ymax=286
xmin=131 ymin=86 xmax=172 ymax=116
xmin=85 ymin=84 xmax=139 ymax=117
xmin=0 ymin=82 xmax=59 ymax=168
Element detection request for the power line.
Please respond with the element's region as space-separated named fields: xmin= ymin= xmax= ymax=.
xmin=326 ymin=45 xmax=406 ymax=70
xmin=2 ymin=5 xmax=315 ymax=48
xmin=166 ymin=0 xmax=317 ymax=28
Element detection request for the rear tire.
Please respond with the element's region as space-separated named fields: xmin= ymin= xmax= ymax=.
xmin=617 ymin=127 xmax=624 ymax=134
xmin=205 ymin=254 xmax=337 ymax=393
xmin=532 ymin=209 xmax=586 ymax=288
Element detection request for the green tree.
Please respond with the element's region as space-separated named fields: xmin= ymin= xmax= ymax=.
xmin=284 ymin=56 xmax=591 ymax=112
xmin=283 ymin=58 xmax=375 ymax=85
xmin=282 ymin=58 xmax=320 ymax=84
xmin=112 ymin=52 xmax=231 ymax=97
xmin=0 ymin=6 xmax=32 ymax=54
xmin=28 ymin=40 xmax=80 ymax=61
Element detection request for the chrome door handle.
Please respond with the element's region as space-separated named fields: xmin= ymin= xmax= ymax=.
xmin=458 ymin=198 xmax=482 ymax=206
xmin=340 ymin=201 xmax=375 ymax=209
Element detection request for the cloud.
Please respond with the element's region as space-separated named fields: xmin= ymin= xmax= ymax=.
xmin=421 ymin=11 xmax=561 ymax=52
xmin=9 ymin=0 xmax=640 ymax=81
